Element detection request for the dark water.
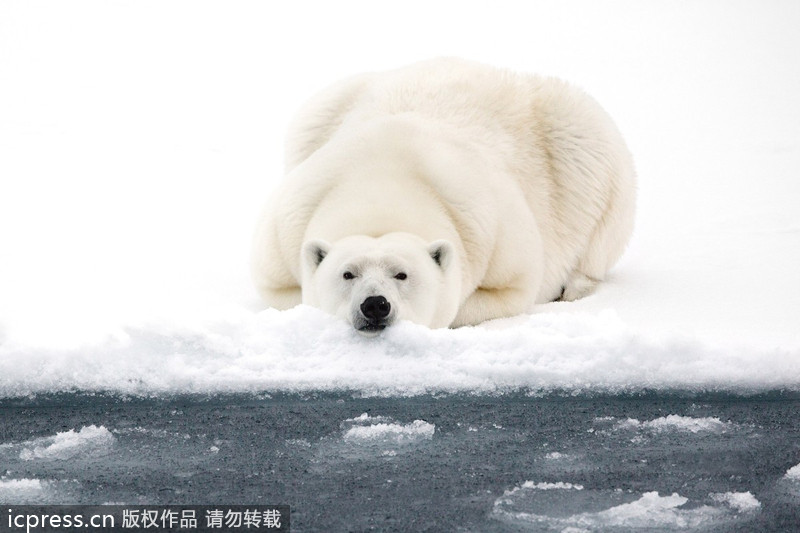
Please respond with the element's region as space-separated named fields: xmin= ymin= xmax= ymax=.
xmin=1 ymin=392 xmax=799 ymax=532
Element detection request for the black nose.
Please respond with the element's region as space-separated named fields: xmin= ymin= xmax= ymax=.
xmin=360 ymin=296 xmax=391 ymax=321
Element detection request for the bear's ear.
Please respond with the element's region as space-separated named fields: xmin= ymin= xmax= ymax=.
xmin=428 ymin=240 xmax=454 ymax=271
xmin=302 ymin=239 xmax=331 ymax=272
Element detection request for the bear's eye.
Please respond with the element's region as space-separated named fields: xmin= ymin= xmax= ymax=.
xmin=394 ymin=272 xmax=407 ymax=280
xmin=343 ymin=271 xmax=355 ymax=280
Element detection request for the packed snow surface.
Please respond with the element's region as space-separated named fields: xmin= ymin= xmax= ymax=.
xmin=1 ymin=2 xmax=799 ymax=398
xmin=0 ymin=307 xmax=798 ymax=397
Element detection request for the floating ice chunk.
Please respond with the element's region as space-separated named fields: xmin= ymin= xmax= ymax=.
xmin=0 ymin=478 xmax=46 ymax=504
xmin=589 ymin=492 xmax=710 ymax=528
xmin=344 ymin=413 xmax=392 ymax=424
xmin=544 ymin=452 xmax=567 ymax=460
xmin=285 ymin=439 xmax=311 ymax=448
xmin=710 ymin=491 xmax=761 ymax=512
xmin=494 ymin=480 xmax=584 ymax=508
xmin=0 ymin=478 xmax=79 ymax=504
xmin=342 ymin=420 xmax=435 ymax=444
xmin=521 ymin=481 xmax=583 ymax=491
xmin=492 ymin=485 xmax=759 ymax=530
xmin=319 ymin=415 xmax=435 ymax=460
xmin=341 ymin=413 xmax=435 ymax=444
xmin=614 ymin=415 xmax=731 ymax=434
xmin=0 ymin=478 xmax=44 ymax=492
xmin=19 ymin=425 xmax=114 ymax=461
xmin=785 ymin=463 xmax=800 ymax=481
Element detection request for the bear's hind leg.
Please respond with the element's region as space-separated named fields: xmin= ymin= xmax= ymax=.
xmin=559 ymin=162 xmax=636 ymax=302
xmin=559 ymin=272 xmax=599 ymax=301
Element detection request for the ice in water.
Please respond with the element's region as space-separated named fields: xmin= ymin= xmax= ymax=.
xmin=785 ymin=463 xmax=800 ymax=481
xmin=18 ymin=425 xmax=115 ymax=461
xmin=312 ymin=413 xmax=436 ymax=462
xmin=341 ymin=413 xmax=435 ymax=444
xmin=491 ymin=480 xmax=760 ymax=531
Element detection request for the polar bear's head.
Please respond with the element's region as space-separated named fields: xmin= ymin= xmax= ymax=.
xmin=300 ymin=233 xmax=461 ymax=335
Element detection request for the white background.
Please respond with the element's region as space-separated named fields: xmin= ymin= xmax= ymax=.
xmin=2 ymin=1 xmax=799 ymax=350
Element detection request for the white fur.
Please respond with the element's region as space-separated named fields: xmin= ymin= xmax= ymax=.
xmin=252 ymin=58 xmax=636 ymax=330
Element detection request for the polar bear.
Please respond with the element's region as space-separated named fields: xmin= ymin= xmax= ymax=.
xmin=252 ymin=58 xmax=636 ymax=335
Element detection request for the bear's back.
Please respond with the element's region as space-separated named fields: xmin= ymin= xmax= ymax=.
xmin=285 ymin=58 xmax=556 ymax=173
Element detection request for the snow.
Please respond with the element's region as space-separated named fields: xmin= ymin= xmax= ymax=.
xmin=0 ymin=306 xmax=798 ymax=397
xmin=1 ymin=2 xmax=800 ymax=398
